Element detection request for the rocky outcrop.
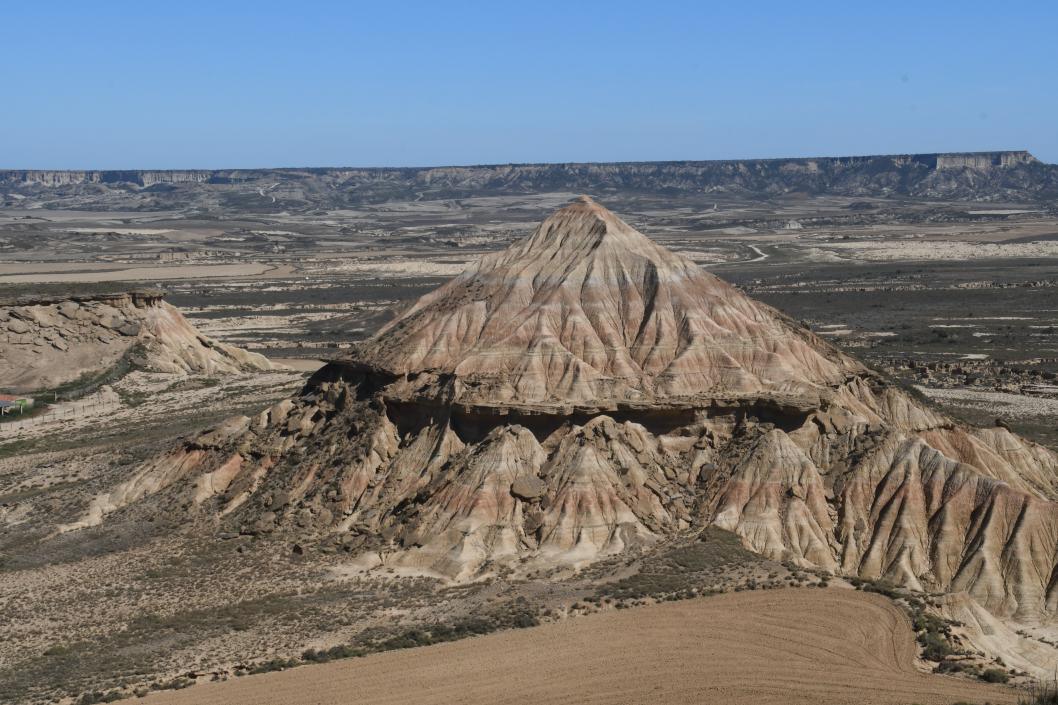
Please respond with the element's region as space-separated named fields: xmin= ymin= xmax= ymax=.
xmin=64 ymin=198 xmax=1058 ymax=626
xmin=936 ymin=152 xmax=1035 ymax=169
xmin=0 ymin=291 xmax=280 ymax=392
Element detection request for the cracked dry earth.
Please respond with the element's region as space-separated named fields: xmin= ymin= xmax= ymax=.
xmin=124 ymin=589 xmax=1017 ymax=705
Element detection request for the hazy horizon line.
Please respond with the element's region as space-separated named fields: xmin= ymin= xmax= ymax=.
xmin=0 ymin=148 xmax=1043 ymax=173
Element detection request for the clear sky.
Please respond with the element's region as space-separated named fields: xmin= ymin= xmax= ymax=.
xmin=3 ymin=1 xmax=1056 ymax=169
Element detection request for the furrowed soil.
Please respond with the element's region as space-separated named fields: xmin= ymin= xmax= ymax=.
xmin=125 ymin=588 xmax=1016 ymax=705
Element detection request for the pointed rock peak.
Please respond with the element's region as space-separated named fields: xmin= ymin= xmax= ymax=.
xmin=553 ymin=194 xmax=621 ymax=226
xmin=517 ymin=195 xmax=658 ymax=258
xmin=555 ymin=194 xmax=606 ymax=214
xmin=557 ymin=194 xmax=613 ymax=219
xmin=349 ymin=199 xmax=865 ymax=407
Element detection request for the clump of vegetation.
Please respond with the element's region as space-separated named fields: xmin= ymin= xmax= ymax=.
xmin=43 ymin=643 xmax=74 ymax=657
xmin=251 ymin=600 xmax=542 ymax=679
xmin=934 ymin=659 xmax=975 ymax=676
xmin=594 ymin=527 xmax=773 ymax=604
xmin=162 ymin=377 xmax=222 ymax=394
xmin=302 ymin=645 xmax=366 ymax=662
xmin=76 ymin=689 xmax=125 ymax=704
xmin=151 ymin=676 xmax=193 ymax=691
xmin=912 ymin=609 xmax=957 ymax=661
xmin=248 ymin=658 xmax=298 ymax=674
xmin=116 ymin=388 xmax=151 ymax=407
xmin=979 ymin=667 xmax=1010 ymax=684
xmin=849 ymin=577 xmax=960 ymax=662
xmin=353 ymin=599 xmax=540 ymax=653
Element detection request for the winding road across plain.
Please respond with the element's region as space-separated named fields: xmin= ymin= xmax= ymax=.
xmin=128 ymin=588 xmax=1017 ymax=705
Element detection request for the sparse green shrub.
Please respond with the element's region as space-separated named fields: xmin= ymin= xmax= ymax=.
xmin=293 ymin=601 xmax=542 ymax=672
xmin=249 ymin=658 xmax=296 ymax=674
xmin=980 ymin=668 xmax=1010 ymax=684
xmin=934 ymin=659 xmax=974 ymax=675
xmin=595 ymin=527 xmax=766 ymax=603
xmin=919 ymin=630 xmax=955 ymax=661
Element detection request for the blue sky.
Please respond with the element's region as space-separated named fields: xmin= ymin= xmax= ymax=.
xmin=3 ymin=1 xmax=1056 ymax=168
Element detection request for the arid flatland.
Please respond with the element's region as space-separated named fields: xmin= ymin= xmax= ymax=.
xmin=124 ymin=589 xmax=1017 ymax=705
xmin=4 ymin=159 xmax=1058 ymax=704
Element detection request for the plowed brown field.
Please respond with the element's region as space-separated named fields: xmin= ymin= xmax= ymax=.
xmin=128 ymin=588 xmax=1017 ymax=705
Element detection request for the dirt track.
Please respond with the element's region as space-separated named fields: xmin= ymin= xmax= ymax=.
xmin=128 ymin=588 xmax=1017 ymax=705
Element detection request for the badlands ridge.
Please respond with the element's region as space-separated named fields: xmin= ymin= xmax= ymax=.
xmin=0 ymin=290 xmax=279 ymax=393
xmin=69 ymin=198 xmax=1058 ymax=643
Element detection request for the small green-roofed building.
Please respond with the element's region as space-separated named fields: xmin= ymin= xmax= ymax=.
xmin=0 ymin=394 xmax=34 ymax=414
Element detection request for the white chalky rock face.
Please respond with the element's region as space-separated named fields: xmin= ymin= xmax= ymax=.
xmin=67 ymin=198 xmax=1058 ymax=664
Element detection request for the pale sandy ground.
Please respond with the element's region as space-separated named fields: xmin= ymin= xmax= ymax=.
xmin=816 ymin=239 xmax=1058 ymax=262
xmin=321 ymin=260 xmax=468 ymax=276
xmin=922 ymin=385 xmax=1058 ymax=419
xmin=126 ymin=589 xmax=1016 ymax=705
xmin=266 ymin=357 xmax=328 ymax=372
xmin=0 ymin=263 xmax=279 ymax=283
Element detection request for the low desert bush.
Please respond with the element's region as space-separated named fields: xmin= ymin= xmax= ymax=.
xmin=979 ymin=668 xmax=1010 ymax=684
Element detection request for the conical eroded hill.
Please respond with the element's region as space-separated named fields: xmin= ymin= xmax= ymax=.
xmin=351 ymin=196 xmax=864 ymax=408
xmin=60 ymin=198 xmax=1058 ymax=675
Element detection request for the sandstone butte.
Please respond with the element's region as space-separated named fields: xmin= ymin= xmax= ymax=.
xmin=0 ymin=290 xmax=280 ymax=392
xmin=65 ymin=196 xmax=1058 ymax=673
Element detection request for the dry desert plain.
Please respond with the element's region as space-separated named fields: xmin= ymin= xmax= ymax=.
xmin=4 ymin=171 xmax=1058 ymax=704
xmin=125 ymin=590 xmax=1017 ymax=705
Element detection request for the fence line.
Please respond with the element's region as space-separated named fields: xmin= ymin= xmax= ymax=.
xmin=0 ymin=395 xmax=121 ymax=436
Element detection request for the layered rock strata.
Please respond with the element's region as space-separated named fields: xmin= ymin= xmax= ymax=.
xmin=0 ymin=291 xmax=279 ymax=392
xmin=65 ymin=199 xmax=1058 ymax=626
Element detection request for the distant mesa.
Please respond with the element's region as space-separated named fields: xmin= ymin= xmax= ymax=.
xmin=0 ymin=151 xmax=1053 ymax=208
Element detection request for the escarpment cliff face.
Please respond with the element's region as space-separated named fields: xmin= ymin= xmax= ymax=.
xmin=2 ymin=151 xmax=1054 ymax=210
xmin=0 ymin=291 xmax=280 ymax=392
xmin=1 ymin=170 xmax=213 ymax=188
xmin=69 ymin=199 xmax=1058 ymax=625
